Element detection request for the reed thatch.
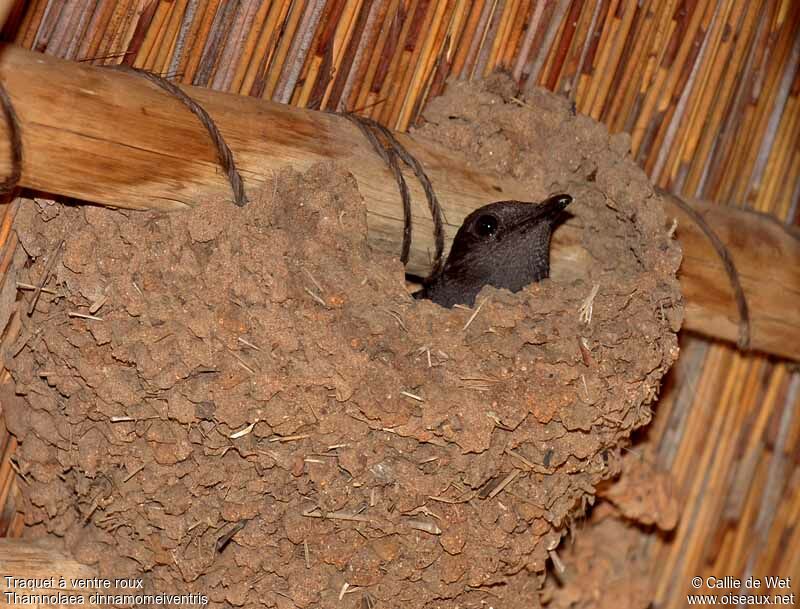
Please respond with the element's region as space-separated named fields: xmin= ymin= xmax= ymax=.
xmin=0 ymin=1 xmax=798 ymax=608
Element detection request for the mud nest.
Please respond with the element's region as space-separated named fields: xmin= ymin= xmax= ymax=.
xmin=5 ymin=78 xmax=682 ymax=609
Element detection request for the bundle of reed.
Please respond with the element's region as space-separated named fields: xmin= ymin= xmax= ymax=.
xmin=644 ymin=337 xmax=799 ymax=608
xmin=0 ymin=2 xmax=798 ymax=608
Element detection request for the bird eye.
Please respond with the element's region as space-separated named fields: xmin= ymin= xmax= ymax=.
xmin=474 ymin=214 xmax=498 ymax=237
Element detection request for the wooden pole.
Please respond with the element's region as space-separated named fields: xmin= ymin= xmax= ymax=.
xmin=0 ymin=539 xmax=100 ymax=607
xmin=0 ymin=44 xmax=798 ymax=360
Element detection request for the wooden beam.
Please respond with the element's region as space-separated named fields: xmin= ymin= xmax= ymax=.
xmin=663 ymin=194 xmax=800 ymax=361
xmin=0 ymin=538 xmax=101 ymax=607
xmin=0 ymin=44 xmax=798 ymax=360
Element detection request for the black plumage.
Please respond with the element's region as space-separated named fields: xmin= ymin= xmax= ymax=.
xmin=413 ymin=194 xmax=572 ymax=307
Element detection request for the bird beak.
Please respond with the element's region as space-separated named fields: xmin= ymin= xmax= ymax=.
xmin=509 ymin=194 xmax=572 ymax=231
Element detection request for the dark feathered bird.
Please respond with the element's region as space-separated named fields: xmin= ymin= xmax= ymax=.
xmin=413 ymin=194 xmax=572 ymax=307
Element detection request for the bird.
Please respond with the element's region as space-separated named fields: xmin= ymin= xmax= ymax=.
xmin=413 ymin=194 xmax=572 ymax=307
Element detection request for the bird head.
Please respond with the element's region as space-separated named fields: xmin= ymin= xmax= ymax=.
xmin=441 ymin=194 xmax=572 ymax=292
